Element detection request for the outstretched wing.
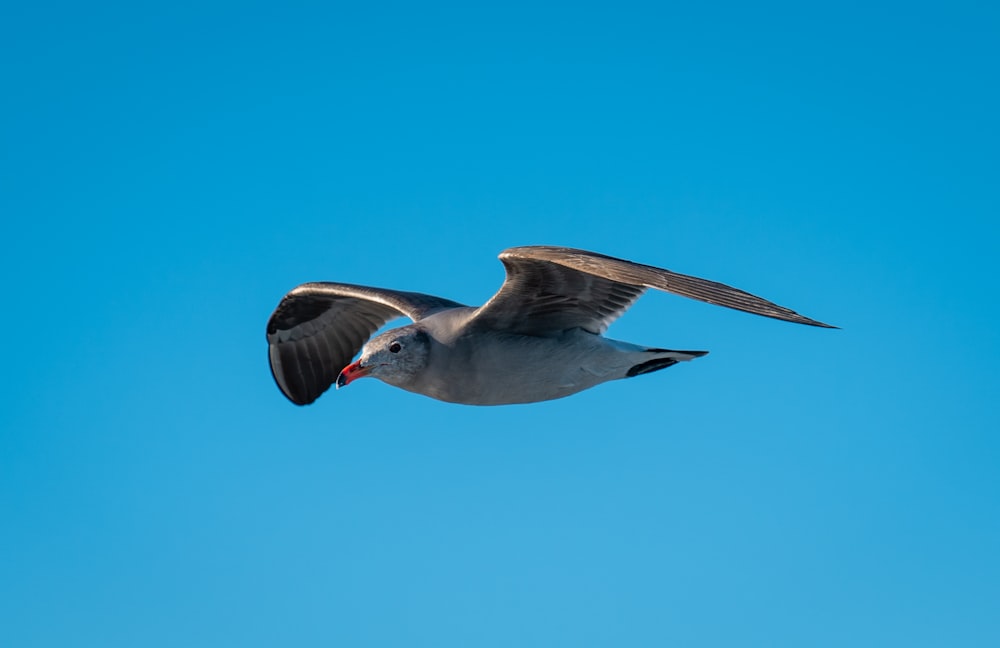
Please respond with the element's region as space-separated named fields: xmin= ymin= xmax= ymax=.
xmin=469 ymin=246 xmax=835 ymax=335
xmin=266 ymin=282 xmax=464 ymax=405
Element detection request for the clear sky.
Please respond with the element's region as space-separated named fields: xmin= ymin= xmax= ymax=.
xmin=2 ymin=2 xmax=998 ymax=646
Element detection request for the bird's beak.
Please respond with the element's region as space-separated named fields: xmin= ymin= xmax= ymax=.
xmin=336 ymin=360 xmax=370 ymax=388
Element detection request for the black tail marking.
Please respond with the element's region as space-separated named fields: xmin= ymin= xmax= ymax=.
xmin=626 ymin=349 xmax=707 ymax=378
xmin=645 ymin=348 xmax=708 ymax=357
xmin=627 ymin=357 xmax=679 ymax=377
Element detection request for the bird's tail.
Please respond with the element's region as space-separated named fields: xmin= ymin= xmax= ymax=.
xmin=626 ymin=348 xmax=708 ymax=377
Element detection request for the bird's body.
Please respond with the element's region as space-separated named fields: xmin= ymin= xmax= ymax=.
xmin=384 ymin=315 xmax=704 ymax=404
xmin=266 ymin=246 xmax=833 ymax=406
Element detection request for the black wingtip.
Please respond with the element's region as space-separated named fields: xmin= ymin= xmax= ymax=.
xmin=801 ymin=317 xmax=839 ymax=329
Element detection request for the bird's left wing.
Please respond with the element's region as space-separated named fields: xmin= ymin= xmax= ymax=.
xmin=266 ymin=282 xmax=464 ymax=405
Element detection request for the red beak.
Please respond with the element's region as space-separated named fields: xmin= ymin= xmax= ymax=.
xmin=336 ymin=360 xmax=370 ymax=388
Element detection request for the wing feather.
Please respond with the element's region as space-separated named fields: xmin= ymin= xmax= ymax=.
xmin=266 ymin=282 xmax=464 ymax=404
xmin=469 ymin=246 xmax=834 ymax=335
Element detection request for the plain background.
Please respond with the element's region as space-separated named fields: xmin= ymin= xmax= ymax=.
xmin=2 ymin=2 xmax=998 ymax=646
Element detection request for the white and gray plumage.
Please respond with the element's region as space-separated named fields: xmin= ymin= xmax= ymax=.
xmin=266 ymin=245 xmax=834 ymax=406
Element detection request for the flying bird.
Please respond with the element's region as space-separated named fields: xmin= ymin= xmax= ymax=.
xmin=266 ymin=245 xmax=834 ymax=406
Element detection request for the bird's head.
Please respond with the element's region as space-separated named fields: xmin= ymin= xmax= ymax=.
xmin=337 ymin=326 xmax=432 ymax=390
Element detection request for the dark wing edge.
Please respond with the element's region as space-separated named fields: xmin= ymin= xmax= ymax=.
xmin=500 ymin=246 xmax=838 ymax=328
xmin=266 ymin=282 xmax=465 ymax=405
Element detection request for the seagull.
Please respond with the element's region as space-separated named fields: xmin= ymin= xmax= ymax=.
xmin=266 ymin=245 xmax=834 ymax=406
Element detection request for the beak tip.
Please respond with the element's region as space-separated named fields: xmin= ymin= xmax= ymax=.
xmin=337 ymin=360 xmax=365 ymax=389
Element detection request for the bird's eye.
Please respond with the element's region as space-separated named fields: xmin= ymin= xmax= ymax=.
xmin=389 ymin=342 xmax=402 ymax=353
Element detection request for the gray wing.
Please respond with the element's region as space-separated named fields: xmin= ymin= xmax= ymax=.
xmin=266 ymin=282 xmax=465 ymax=405
xmin=468 ymin=246 xmax=835 ymax=335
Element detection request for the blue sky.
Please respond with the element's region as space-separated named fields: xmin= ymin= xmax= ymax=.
xmin=2 ymin=1 xmax=998 ymax=646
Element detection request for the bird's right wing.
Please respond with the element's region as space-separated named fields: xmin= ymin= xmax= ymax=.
xmin=266 ymin=282 xmax=465 ymax=405
xmin=469 ymin=246 xmax=835 ymax=335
